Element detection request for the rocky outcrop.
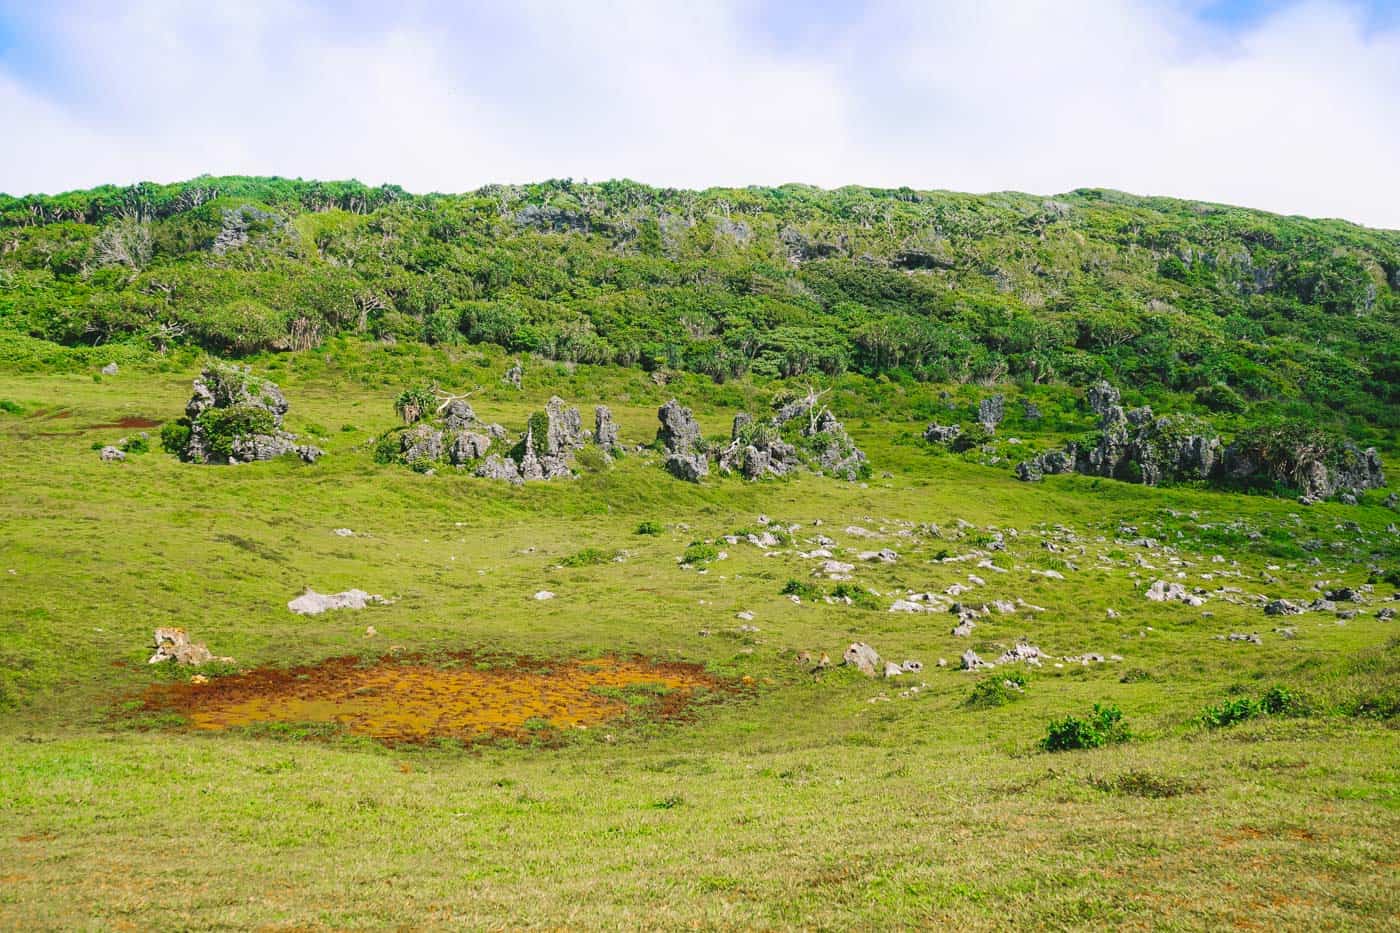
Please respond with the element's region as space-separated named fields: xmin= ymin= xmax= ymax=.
xmin=149 ymin=627 xmax=230 ymax=665
xmin=594 ymin=406 xmax=620 ymax=450
xmin=711 ymin=393 xmax=867 ymax=482
xmin=176 ymin=364 xmax=322 ymax=465
xmin=657 ymin=399 xmax=709 ymax=482
xmin=978 ymin=395 xmax=1005 ymax=433
xmin=502 ymin=360 xmax=523 ymax=390
xmin=1014 ymin=381 xmax=1382 ymax=503
xmin=924 ymin=424 xmax=962 ymax=444
xmin=288 ymin=588 xmax=384 ymax=615
xmin=843 ymin=642 xmax=881 ymax=677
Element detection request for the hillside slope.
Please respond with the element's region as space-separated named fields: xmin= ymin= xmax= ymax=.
xmin=2 ymin=176 xmax=1397 ymax=428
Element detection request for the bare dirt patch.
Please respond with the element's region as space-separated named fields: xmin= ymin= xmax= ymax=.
xmin=137 ymin=653 xmax=727 ymax=745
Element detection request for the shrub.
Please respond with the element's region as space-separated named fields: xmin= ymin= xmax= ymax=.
xmin=681 ymin=541 xmax=719 ymax=565
xmin=119 ymin=435 xmax=149 ymax=454
xmin=193 ymin=405 xmax=277 ymax=459
xmin=394 ymin=384 xmax=436 ymax=424
xmin=0 ymin=399 xmax=22 ymax=415
xmin=560 ymin=547 xmax=615 ymax=567
xmin=1087 ymin=770 xmax=1201 ymax=798
xmin=965 ymin=672 xmax=1028 ymax=709
xmin=1040 ymin=703 xmax=1130 ymax=752
xmin=635 ymin=520 xmax=664 ymax=536
xmin=372 ymin=431 xmax=403 ymax=465
xmin=780 ymin=578 xmax=821 ymax=599
xmin=574 ymin=444 xmax=610 ymax=474
xmin=829 ymin=582 xmax=881 ymax=609
xmin=1199 ymin=696 xmax=1262 ymax=729
xmin=159 ymin=419 xmax=192 ymax=457
xmin=1201 ymin=685 xmax=1310 ymax=727
xmin=1194 ymin=382 xmax=1247 ymax=413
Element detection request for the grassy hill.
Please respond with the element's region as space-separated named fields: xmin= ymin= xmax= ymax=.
xmin=3 ymin=176 xmax=1398 ymax=433
xmin=0 ymin=340 xmax=1396 ymax=928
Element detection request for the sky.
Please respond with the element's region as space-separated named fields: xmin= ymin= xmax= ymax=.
xmin=1 ymin=0 xmax=1398 ymax=228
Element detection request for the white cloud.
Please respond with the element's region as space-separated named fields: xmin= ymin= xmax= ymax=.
xmin=1 ymin=0 xmax=1397 ymax=227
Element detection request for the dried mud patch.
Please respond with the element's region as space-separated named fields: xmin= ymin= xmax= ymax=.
xmin=136 ymin=653 xmax=729 ymax=746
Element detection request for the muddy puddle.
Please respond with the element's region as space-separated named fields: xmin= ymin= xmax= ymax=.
xmin=139 ymin=653 xmax=725 ymax=745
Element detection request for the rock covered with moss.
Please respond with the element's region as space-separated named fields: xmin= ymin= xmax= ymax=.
xmin=659 ymin=390 xmax=868 ymax=483
xmin=165 ymin=364 xmax=322 ymax=464
xmin=378 ymin=393 xmax=609 ymax=484
xmin=1015 ymin=382 xmax=1383 ymax=502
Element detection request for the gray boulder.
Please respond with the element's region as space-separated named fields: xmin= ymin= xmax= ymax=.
xmin=441 ymin=399 xmax=476 ymax=431
xmin=594 ymin=405 xmax=620 ymax=450
xmin=978 ymin=395 xmax=1005 ymax=433
xmin=502 ymin=360 xmax=523 ymax=389
xmin=843 ymin=642 xmax=881 ymax=676
xmin=924 ymin=424 xmax=962 ymax=444
xmin=400 ymin=424 xmax=444 ymax=463
xmin=657 ymin=399 xmax=703 ymax=453
xmin=1086 ymin=381 xmax=1121 ymax=417
xmin=449 ymin=432 xmax=492 ymax=464
xmin=99 ymin=445 xmax=125 ymax=462
xmin=475 ymin=454 xmax=522 ymax=484
xmin=665 ymin=451 xmax=709 ymax=482
xmin=543 ymin=396 xmax=585 ymax=456
xmin=101 ymin=362 xmax=119 ymax=376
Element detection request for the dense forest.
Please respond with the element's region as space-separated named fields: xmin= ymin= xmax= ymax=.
xmin=2 ymin=175 xmax=1397 ymax=428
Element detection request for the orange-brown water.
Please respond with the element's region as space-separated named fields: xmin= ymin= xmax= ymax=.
xmin=140 ymin=654 xmax=722 ymax=745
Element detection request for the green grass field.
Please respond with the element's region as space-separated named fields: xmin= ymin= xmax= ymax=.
xmin=1 ymin=344 xmax=1397 ymax=929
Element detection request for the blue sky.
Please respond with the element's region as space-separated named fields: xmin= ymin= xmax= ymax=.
xmin=1 ymin=0 xmax=1398 ymax=227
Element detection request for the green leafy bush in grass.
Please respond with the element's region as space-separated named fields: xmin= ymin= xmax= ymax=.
xmin=681 ymin=541 xmax=719 ymax=565
xmin=561 ymin=547 xmax=615 ymax=567
xmin=635 ymin=520 xmax=664 ymax=536
xmin=1040 ymin=703 xmax=1130 ymax=751
xmin=780 ymin=578 xmax=821 ymax=599
xmin=160 ymin=419 xmax=191 ymax=456
xmin=965 ymin=672 xmax=1028 ymax=709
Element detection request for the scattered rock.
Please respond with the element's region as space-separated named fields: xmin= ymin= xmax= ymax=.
xmin=288 ymin=588 xmax=384 ymax=615
xmin=883 ymin=661 xmax=904 ymax=678
xmin=900 ymin=660 xmax=923 ymax=673
xmin=533 ymin=590 xmax=556 ymax=601
xmin=1227 ymin=632 xmax=1263 ymax=645
xmin=959 ymin=649 xmax=989 ymax=671
xmin=594 ymin=405 xmax=620 ymax=450
xmin=996 ymin=643 xmax=1044 ymax=665
xmin=149 ymin=627 xmax=229 ymax=666
xmin=99 ymin=445 xmax=125 ymax=462
xmin=843 ymin=642 xmax=881 ymax=677
xmin=1146 ymin=580 xmax=1206 ymax=606
xmin=978 ymin=394 xmax=1005 ymax=433
xmin=924 ymin=424 xmax=962 ymax=444
xmin=1264 ymin=598 xmax=1303 ymax=616
xmin=502 ymin=360 xmax=524 ymax=389
xmin=101 ymin=362 xmax=119 ymax=376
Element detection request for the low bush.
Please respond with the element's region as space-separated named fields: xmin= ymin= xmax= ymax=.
xmin=1200 ymin=685 xmax=1310 ymax=728
xmin=635 ymin=520 xmax=663 ymax=536
xmin=965 ymin=672 xmax=1028 ymax=709
xmin=681 ymin=541 xmax=719 ymax=565
xmin=1040 ymin=703 xmax=1130 ymax=752
xmin=560 ymin=547 xmax=615 ymax=567
xmin=780 ymin=578 xmax=821 ymax=599
xmin=159 ymin=419 xmax=191 ymax=456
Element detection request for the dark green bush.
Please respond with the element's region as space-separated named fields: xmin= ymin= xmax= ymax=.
xmin=965 ymin=672 xmax=1028 ymax=709
xmin=193 ymin=405 xmax=277 ymax=459
xmin=560 ymin=547 xmax=615 ymax=567
xmin=681 ymin=541 xmax=719 ymax=565
xmin=1040 ymin=703 xmax=1130 ymax=751
xmin=635 ymin=520 xmax=663 ymax=536
xmin=780 ymin=578 xmax=821 ymax=599
xmin=159 ymin=419 xmax=191 ymax=456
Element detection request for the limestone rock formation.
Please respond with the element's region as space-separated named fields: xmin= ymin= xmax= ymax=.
xmin=176 ymin=364 xmax=322 ymax=465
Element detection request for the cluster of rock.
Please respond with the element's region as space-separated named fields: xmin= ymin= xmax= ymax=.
xmin=839 ymin=642 xmax=922 ymax=679
xmin=1014 ymin=381 xmax=1384 ymax=502
xmin=175 ymin=365 xmax=322 ymax=464
xmin=149 ymin=627 xmax=230 ymax=666
xmin=389 ymin=395 xmax=620 ymax=485
xmin=288 ymin=588 xmax=386 ymax=615
xmin=657 ymin=392 xmax=867 ymax=483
